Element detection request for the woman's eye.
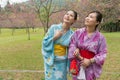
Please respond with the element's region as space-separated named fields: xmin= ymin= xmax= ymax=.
xmin=66 ymin=13 xmax=69 ymax=15
xmin=70 ymin=14 xmax=74 ymax=17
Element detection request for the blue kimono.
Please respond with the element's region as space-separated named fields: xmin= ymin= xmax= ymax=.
xmin=42 ymin=23 xmax=73 ymax=80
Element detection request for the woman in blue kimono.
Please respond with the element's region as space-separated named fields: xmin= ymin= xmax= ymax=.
xmin=42 ymin=10 xmax=78 ymax=80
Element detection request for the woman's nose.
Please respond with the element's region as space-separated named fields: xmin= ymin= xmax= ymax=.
xmin=86 ymin=17 xmax=89 ymax=20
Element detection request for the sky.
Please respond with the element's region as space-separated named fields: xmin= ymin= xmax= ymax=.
xmin=0 ymin=0 xmax=29 ymax=7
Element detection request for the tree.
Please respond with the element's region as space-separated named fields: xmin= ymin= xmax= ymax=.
xmin=0 ymin=5 xmax=1 ymax=34
xmin=67 ymin=0 xmax=120 ymax=31
xmin=32 ymin=0 xmax=69 ymax=33
xmin=4 ymin=1 xmax=16 ymax=35
xmin=89 ymin=0 xmax=120 ymax=31
xmin=20 ymin=4 xmax=37 ymax=40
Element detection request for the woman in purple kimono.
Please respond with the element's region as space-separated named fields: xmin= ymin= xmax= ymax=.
xmin=68 ymin=11 xmax=107 ymax=80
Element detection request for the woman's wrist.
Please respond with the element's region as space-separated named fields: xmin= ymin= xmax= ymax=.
xmin=78 ymin=56 xmax=84 ymax=60
xmin=90 ymin=58 xmax=95 ymax=64
xmin=53 ymin=36 xmax=58 ymax=41
xmin=53 ymin=37 xmax=56 ymax=40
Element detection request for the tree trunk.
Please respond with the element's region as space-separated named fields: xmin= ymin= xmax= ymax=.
xmin=27 ymin=27 xmax=30 ymax=40
xmin=12 ymin=28 xmax=15 ymax=36
xmin=0 ymin=28 xmax=1 ymax=34
xmin=32 ymin=27 xmax=35 ymax=32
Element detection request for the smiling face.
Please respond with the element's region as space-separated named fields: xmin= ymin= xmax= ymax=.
xmin=85 ymin=12 xmax=99 ymax=28
xmin=63 ymin=11 xmax=76 ymax=24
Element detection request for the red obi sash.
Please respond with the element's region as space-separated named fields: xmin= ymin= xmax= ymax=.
xmin=70 ymin=50 xmax=95 ymax=75
xmin=80 ymin=50 xmax=95 ymax=59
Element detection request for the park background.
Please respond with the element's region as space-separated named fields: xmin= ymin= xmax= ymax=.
xmin=0 ymin=0 xmax=120 ymax=80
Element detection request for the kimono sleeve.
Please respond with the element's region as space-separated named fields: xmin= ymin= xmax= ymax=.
xmin=42 ymin=25 xmax=55 ymax=57
xmin=94 ymin=36 xmax=107 ymax=66
xmin=68 ymin=31 xmax=78 ymax=59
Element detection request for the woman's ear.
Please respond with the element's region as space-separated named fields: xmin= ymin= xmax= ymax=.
xmin=96 ymin=21 xmax=99 ymax=25
xmin=74 ymin=20 xmax=77 ymax=23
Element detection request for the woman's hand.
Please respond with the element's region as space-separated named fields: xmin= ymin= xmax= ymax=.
xmin=73 ymin=48 xmax=84 ymax=60
xmin=73 ymin=48 xmax=79 ymax=57
xmin=53 ymin=30 xmax=63 ymax=40
xmin=81 ymin=58 xmax=91 ymax=68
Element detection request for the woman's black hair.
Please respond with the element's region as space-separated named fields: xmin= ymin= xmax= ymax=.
xmin=71 ymin=10 xmax=78 ymax=20
xmin=89 ymin=11 xmax=103 ymax=30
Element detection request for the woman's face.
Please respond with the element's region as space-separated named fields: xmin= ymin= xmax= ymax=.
xmin=85 ymin=12 xmax=99 ymax=27
xmin=63 ymin=11 xmax=76 ymax=24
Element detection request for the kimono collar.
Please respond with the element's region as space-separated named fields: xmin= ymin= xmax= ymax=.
xmin=84 ymin=27 xmax=99 ymax=39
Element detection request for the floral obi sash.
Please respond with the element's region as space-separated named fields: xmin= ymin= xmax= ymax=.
xmin=54 ymin=44 xmax=67 ymax=56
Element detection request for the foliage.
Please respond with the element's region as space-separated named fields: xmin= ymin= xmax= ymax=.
xmin=0 ymin=0 xmax=120 ymax=33
xmin=32 ymin=0 xmax=74 ymax=33
xmin=66 ymin=0 xmax=120 ymax=30
xmin=101 ymin=21 xmax=120 ymax=32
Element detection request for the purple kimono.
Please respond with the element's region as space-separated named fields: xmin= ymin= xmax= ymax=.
xmin=68 ymin=28 xmax=107 ymax=80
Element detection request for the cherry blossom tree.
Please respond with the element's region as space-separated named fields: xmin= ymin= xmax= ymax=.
xmin=32 ymin=0 xmax=71 ymax=33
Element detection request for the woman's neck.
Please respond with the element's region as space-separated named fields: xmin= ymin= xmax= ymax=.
xmin=86 ymin=26 xmax=96 ymax=33
xmin=62 ymin=22 xmax=70 ymax=31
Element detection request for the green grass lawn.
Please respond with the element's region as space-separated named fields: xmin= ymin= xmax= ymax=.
xmin=0 ymin=28 xmax=44 ymax=80
xmin=97 ymin=32 xmax=120 ymax=80
xmin=0 ymin=29 xmax=120 ymax=80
